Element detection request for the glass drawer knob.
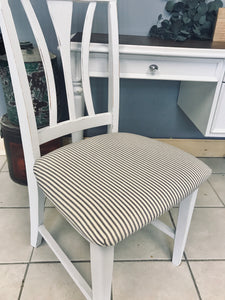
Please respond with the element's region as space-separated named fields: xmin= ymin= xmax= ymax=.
xmin=149 ymin=64 xmax=159 ymax=72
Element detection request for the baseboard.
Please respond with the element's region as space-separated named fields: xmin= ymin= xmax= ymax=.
xmin=157 ymin=139 xmax=225 ymax=157
xmin=0 ymin=138 xmax=5 ymax=156
xmin=0 ymin=137 xmax=224 ymax=157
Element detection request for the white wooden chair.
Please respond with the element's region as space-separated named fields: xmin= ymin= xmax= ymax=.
xmin=0 ymin=0 xmax=211 ymax=299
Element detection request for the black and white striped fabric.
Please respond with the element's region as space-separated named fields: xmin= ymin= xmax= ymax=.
xmin=34 ymin=133 xmax=211 ymax=247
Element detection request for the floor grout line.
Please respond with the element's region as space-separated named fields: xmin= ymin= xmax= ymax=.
xmin=184 ymin=252 xmax=202 ymax=300
xmin=1 ymin=258 xmax=225 ymax=266
xmin=194 ymin=206 xmax=225 ymax=208
xmin=207 ymin=180 xmax=225 ymax=207
xmin=0 ymin=207 xmax=30 ymax=209
xmin=212 ymin=172 xmax=225 ymax=174
xmin=17 ymin=248 xmax=34 ymax=300
xmin=0 ymin=262 xmax=30 ymax=266
xmin=0 ymin=161 xmax=7 ymax=172
xmin=168 ymin=209 xmax=203 ymax=300
xmin=185 ymin=258 xmax=225 ymax=262
xmin=0 ymin=206 xmax=57 ymax=209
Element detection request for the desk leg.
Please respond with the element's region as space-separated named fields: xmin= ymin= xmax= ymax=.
xmin=73 ymin=79 xmax=84 ymax=142
xmin=71 ymin=51 xmax=84 ymax=143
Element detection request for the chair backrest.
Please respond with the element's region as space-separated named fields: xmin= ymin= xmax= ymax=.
xmin=0 ymin=0 xmax=119 ymax=174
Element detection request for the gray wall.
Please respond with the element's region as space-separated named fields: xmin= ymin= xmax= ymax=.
xmin=1 ymin=0 xmax=224 ymax=138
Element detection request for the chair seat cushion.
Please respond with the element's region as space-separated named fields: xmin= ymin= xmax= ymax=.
xmin=33 ymin=133 xmax=211 ymax=247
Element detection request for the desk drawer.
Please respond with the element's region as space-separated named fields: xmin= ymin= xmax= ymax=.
xmin=89 ymin=53 xmax=223 ymax=82
xmin=119 ymin=55 xmax=223 ymax=82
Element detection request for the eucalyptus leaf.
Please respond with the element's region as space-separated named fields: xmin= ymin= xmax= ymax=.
xmin=171 ymin=12 xmax=180 ymax=21
xmin=198 ymin=3 xmax=208 ymax=15
xmin=165 ymin=1 xmax=175 ymax=13
xmin=171 ymin=21 xmax=182 ymax=34
xmin=173 ymin=2 xmax=185 ymax=12
xmin=193 ymin=26 xmax=201 ymax=36
xmin=183 ymin=15 xmax=191 ymax=24
xmin=199 ymin=15 xmax=206 ymax=24
xmin=194 ymin=13 xmax=202 ymax=21
xmin=208 ymin=0 xmax=223 ymax=12
xmin=180 ymin=30 xmax=190 ymax=35
xmin=188 ymin=9 xmax=196 ymax=18
xmin=176 ymin=35 xmax=187 ymax=41
xmin=189 ymin=0 xmax=198 ymax=9
xmin=214 ymin=0 xmax=223 ymax=7
xmin=161 ymin=19 xmax=171 ymax=28
xmin=158 ymin=14 xmax=163 ymax=21
xmin=201 ymin=20 xmax=211 ymax=29
xmin=149 ymin=25 xmax=158 ymax=36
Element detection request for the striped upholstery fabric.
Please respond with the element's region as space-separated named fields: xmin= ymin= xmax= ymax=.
xmin=33 ymin=133 xmax=211 ymax=247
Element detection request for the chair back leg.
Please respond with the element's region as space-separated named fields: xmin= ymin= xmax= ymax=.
xmin=29 ymin=183 xmax=45 ymax=247
xmin=172 ymin=189 xmax=198 ymax=266
xmin=90 ymin=243 xmax=114 ymax=300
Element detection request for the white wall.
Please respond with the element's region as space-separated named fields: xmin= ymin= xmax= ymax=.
xmin=73 ymin=0 xmax=166 ymax=35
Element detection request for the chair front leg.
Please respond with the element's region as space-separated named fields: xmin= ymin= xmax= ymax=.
xmin=90 ymin=243 xmax=114 ymax=300
xmin=172 ymin=189 xmax=198 ymax=266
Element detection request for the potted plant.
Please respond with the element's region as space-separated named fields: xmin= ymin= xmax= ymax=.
xmin=149 ymin=0 xmax=223 ymax=41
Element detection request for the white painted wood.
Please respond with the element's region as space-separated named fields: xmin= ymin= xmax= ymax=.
xmin=47 ymin=0 xmax=76 ymax=119
xmin=71 ymin=51 xmax=84 ymax=142
xmin=107 ymin=0 xmax=119 ymax=133
xmin=71 ymin=40 xmax=225 ymax=59
xmin=172 ymin=190 xmax=198 ymax=266
xmin=72 ymin=42 xmax=225 ymax=83
xmin=178 ymin=81 xmax=218 ymax=136
xmin=0 ymin=0 xmax=44 ymax=248
xmin=151 ymin=219 xmax=175 ymax=239
xmin=21 ymin=0 xmax=58 ymax=126
xmin=90 ymin=243 xmax=114 ymax=300
xmin=82 ymin=52 xmax=224 ymax=82
xmin=211 ymin=83 xmax=225 ymax=134
xmin=39 ymin=225 xmax=92 ymax=300
xmin=29 ymin=184 xmax=45 ymax=247
xmin=38 ymin=113 xmax=112 ymax=144
xmin=81 ymin=2 xmax=96 ymax=116
xmin=0 ymin=0 xmax=40 ymax=160
xmin=119 ymin=56 xmax=223 ymax=82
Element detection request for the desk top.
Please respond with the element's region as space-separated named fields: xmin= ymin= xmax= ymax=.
xmin=71 ymin=32 xmax=225 ymax=50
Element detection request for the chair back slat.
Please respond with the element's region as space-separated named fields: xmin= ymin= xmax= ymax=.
xmin=47 ymin=0 xmax=76 ymax=120
xmin=38 ymin=112 xmax=112 ymax=145
xmin=107 ymin=0 xmax=119 ymax=132
xmin=21 ymin=0 xmax=58 ymax=126
xmin=0 ymin=0 xmax=119 ymax=153
xmin=81 ymin=2 xmax=96 ymax=116
xmin=0 ymin=0 xmax=40 ymax=165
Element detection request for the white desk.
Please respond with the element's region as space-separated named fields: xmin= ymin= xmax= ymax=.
xmin=71 ymin=33 xmax=225 ymax=138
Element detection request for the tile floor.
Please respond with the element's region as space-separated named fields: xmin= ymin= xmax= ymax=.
xmin=0 ymin=155 xmax=225 ymax=300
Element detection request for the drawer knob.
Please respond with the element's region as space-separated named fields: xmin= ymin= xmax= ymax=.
xmin=149 ymin=64 xmax=159 ymax=72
